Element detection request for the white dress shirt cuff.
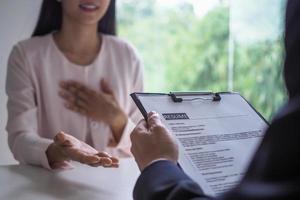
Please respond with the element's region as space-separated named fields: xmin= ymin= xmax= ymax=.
xmin=143 ymin=159 xmax=170 ymax=171
xmin=39 ymin=138 xmax=53 ymax=170
xmin=117 ymin=118 xmax=135 ymax=148
xmin=106 ymin=118 xmax=135 ymax=157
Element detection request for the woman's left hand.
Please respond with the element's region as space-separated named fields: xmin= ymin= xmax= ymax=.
xmin=59 ymin=79 xmax=127 ymax=144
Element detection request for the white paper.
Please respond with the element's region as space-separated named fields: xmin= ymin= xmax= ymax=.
xmin=137 ymin=93 xmax=267 ymax=196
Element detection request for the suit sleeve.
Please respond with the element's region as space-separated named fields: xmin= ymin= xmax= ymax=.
xmin=133 ymin=160 xmax=213 ymax=200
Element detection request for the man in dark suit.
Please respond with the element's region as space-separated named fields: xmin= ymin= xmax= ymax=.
xmin=130 ymin=0 xmax=300 ymax=199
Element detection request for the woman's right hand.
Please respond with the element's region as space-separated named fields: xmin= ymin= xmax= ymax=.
xmin=59 ymin=79 xmax=128 ymax=145
xmin=46 ymin=131 xmax=119 ymax=169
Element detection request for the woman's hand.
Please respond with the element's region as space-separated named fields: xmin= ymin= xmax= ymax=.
xmin=59 ymin=79 xmax=127 ymax=144
xmin=46 ymin=131 xmax=119 ymax=169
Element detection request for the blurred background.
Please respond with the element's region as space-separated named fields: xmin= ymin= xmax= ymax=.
xmin=0 ymin=0 xmax=286 ymax=165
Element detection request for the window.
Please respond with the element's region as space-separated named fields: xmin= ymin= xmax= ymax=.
xmin=118 ymin=0 xmax=286 ymax=120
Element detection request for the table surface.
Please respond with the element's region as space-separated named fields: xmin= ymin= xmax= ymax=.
xmin=0 ymin=158 xmax=140 ymax=200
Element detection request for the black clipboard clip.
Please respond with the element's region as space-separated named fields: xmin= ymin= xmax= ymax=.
xmin=169 ymin=92 xmax=221 ymax=103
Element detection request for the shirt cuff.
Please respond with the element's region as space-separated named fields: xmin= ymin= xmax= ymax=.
xmin=39 ymin=138 xmax=54 ymax=170
xmin=143 ymin=158 xmax=169 ymax=171
xmin=116 ymin=118 xmax=135 ymax=149
xmin=106 ymin=118 xmax=136 ymax=157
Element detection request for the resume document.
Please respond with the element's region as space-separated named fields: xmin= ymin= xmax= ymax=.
xmin=132 ymin=93 xmax=267 ymax=196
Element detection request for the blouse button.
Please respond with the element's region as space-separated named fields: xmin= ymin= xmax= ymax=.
xmin=91 ymin=121 xmax=98 ymax=128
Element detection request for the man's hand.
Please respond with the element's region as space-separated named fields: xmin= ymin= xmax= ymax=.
xmin=130 ymin=112 xmax=179 ymax=171
xmin=46 ymin=132 xmax=119 ymax=169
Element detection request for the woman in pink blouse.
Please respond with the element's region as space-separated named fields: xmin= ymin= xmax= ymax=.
xmin=6 ymin=0 xmax=143 ymax=170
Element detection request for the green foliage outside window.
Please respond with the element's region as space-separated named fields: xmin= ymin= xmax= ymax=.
xmin=117 ymin=0 xmax=287 ymax=120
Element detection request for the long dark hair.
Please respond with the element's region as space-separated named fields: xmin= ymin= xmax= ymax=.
xmin=32 ymin=0 xmax=116 ymax=37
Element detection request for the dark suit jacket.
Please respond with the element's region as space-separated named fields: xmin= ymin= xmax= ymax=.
xmin=133 ymin=0 xmax=300 ymax=199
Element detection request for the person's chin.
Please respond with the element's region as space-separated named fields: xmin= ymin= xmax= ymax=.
xmin=75 ymin=16 xmax=102 ymax=27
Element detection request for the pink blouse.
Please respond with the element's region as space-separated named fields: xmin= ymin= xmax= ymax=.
xmin=6 ymin=33 xmax=144 ymax=169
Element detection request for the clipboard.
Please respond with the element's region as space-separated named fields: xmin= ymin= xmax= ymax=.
xmin=131 ymin=92 xmax=268 ymax=124
xmin=130 ymin=91 xmax=269 ymax=196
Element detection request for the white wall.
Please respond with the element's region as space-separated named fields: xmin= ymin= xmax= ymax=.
xmin=0 ymin=0 xmax=42 ymax=165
